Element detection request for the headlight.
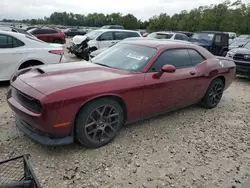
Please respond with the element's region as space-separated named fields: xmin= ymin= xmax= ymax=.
xmin=226 ymin=51 xmax=234 ymax=58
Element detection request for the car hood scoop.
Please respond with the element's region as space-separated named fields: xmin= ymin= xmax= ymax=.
xmin=18 ymin=62 xmax=131 ymax=95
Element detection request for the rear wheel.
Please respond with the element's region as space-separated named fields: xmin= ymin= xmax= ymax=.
xmin=201 ymin=78 xmax=225 ymax=109
xmin=75 ymin=98 xmax=124 ymax=148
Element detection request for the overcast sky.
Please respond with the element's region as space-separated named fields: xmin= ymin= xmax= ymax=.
xmin=2 ymin=0 xmax=250 ymax=21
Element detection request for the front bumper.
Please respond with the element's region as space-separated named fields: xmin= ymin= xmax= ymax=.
xmin=16 ymin=115 xmax=73 ymax=146
xmin=234 ymin=61 xmax=250 ymax=78
xmin=7 ymin=81 xmax=74 ymax=146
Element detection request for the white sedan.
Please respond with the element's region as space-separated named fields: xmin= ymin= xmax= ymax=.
xmin=0 ymin=30 xmax=67 ymax=81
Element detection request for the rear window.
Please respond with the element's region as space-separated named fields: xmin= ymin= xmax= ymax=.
xmin=31 ymin=29 xmax=58 ymax=35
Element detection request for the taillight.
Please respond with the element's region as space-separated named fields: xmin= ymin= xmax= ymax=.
xmin=49 ymin=50 xmax=64 ymax=55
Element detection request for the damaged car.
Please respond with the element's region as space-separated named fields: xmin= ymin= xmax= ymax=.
xmin=68 ymin=29 xmax=142 ymax=58
xmin=8 ymin=39 xmax=236 ymax=148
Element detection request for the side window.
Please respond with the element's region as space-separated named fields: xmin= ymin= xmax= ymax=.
xmin=0 ymin=35 xmax=24 ymax=48
xmin=215 ymin=35 xmax=222 ymax=44
xmin=44 ymin=29 xmax=58 ymax=34
xmin=127 ymin=32 xmax=140 ymax=38
xmin=183 ymin=35 xmax=190 ymax=41
xmin=174 ymin=34 xmax=184 ymax=40
xmin=149 ymin=49 xmax=192 ymax=72
xmin=114 ymin=32 xmax=128 ymax=40
xmin=98 ymin=32 xmax=114 ymax=41
xmin=188 ymin=49 xmax=205 ymax=65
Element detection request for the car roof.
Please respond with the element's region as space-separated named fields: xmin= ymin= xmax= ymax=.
xmin=0 ymin=30 xmax=26 ymax=37
xmin=120 ymin=38 xmax=194 ymax=48
xmin=195 ymin=31 xmax=227 ymax=34
xmin=96 ymin=29 xmax=140 ymax=33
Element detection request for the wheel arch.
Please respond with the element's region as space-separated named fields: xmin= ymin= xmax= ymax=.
xmin=17 ymin=59 xmax=44 ymax=70
xmin=215 ymin=75 xmax=225 ymax=85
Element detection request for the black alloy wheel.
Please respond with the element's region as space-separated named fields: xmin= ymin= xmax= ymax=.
xmin=76 ymin=99 xmax=123 ymax=148
xmin=201 ymin=78 xmax=225 ymax=109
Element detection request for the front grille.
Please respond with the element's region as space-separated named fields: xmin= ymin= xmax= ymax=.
xmin=12 ymin=88 xmax=42 ymax=113
xmin=233 ymin=53 xmax=250 ymax=62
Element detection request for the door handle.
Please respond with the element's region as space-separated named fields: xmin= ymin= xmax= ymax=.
xmin=190 ymin=71 xmax=196 ymax=75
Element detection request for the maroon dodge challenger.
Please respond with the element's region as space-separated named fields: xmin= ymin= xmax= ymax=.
xmin=7 ymin=39 xmax=236 ymax=148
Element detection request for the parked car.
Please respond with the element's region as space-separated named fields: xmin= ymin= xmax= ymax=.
xmin=0 ymin=30 xmax=66 ymax=81
xmin=236 ymin=35 xmax=250 ymax=40
xmin=137 ymin=29 xmax=147 ymax=36
xmin=229 ymin=39 xmax=249 ymax=50
xmin=28 ymin=28 xmax=66 ymax=44
xmin=101 ymin=25 xmax=124 ymax=29
xmin=70 ymin=29 xmax=142 ymax=52
xmin=64 ymin=28 xmax=87 ymax=37
xmin=7 ymin=39 xmax=235 ymax=148
xmin=225 ymin=32 xmax=237 ymax=44
xmin=191 ymin=31 xmax=229 ymax=56
xmin=226 ymin=40 xmax=250 ymax=78
xmin=147 ymin=31 xmax=190 ymax=41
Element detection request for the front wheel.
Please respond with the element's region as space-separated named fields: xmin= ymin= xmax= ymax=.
xmin=75 ymin=99 xmax=124 ymax=148
xmin=201 ymin=78 xmax=225 ymax=109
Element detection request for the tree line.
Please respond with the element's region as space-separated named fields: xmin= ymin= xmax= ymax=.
xmin=2 ymin=0 xmax=250 ymax=34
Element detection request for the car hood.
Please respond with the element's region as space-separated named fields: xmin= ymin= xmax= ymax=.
xmin=229 ymin=47 xmax=250 ymax=54
xmin=18 ymin=61 xmax=132 ymax=95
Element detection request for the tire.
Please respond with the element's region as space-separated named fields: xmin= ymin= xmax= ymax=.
xmin=201 ymin=78 xmax=225 ymax=109
xmin=222 ymin=50 xmax=228 ymax=57
xmin=75 ymin=98 xmax=124 ymax=148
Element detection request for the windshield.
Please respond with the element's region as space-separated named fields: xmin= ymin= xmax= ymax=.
xmin=192 ymin=33 xmax=214 ymax=41
xmin=244 ymin=41 xmax=250 ymax=49
xmin=85 ymin=30 xmax=103 ymax=40
xmin=230 ymin=40 xmax=248 ymax=46
xmin=92 ymin=43 xmax=156 ymax=72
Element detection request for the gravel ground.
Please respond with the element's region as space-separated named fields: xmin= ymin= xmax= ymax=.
xmin=0 ymin=42 xmax=250 ymax=188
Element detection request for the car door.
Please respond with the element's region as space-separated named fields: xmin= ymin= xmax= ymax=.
xmin=0 ymin=34 xmax=27 ymax=80
xmin=97 ymin=31 xmax=116 ymax=49
xmin=142 ymin=49 xmax=199 ymax=117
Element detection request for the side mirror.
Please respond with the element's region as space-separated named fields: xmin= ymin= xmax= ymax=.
xmin=152 ymin=64 xmax=176 ymax=79
xmin=162 ymin=64 xmax=176 ymax=73
xmin=238 ymin=44 xmax=244 ymax=47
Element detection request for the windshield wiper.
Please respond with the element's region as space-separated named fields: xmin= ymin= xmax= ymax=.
xmin=95 ymin=63 xmax=113 ymax=68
